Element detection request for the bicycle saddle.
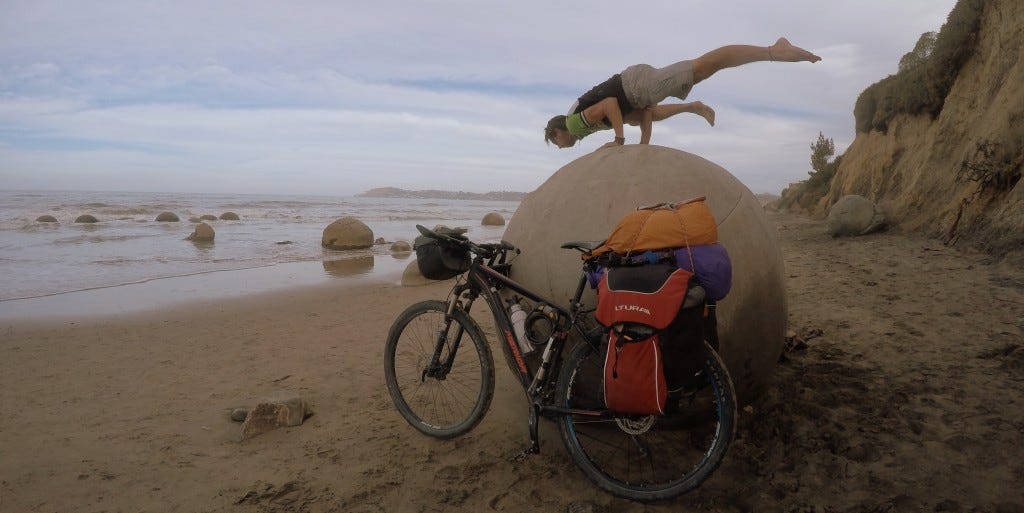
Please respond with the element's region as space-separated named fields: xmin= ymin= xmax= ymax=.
xmin=560 ymin=240 xmax=606 ymax=252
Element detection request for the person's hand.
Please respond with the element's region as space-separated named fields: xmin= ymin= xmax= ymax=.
xmin=599 ymin=137 xmax=626 ymax=150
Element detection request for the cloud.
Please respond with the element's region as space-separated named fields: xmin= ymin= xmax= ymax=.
xmin=0 ymin=0 xmax=961 ymax=195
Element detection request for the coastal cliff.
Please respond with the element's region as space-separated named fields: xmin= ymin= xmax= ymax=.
xmin=779 ymin=0 xmax=1023 ymax=257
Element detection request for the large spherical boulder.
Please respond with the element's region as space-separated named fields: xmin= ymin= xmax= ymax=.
xmin=826 ymin=195 xmax=886 ymax=237
xmin=155 ymin=211 xmax=180 ymax=222
xmin=322 ymin=217 xmax=374 ymax=250
xmin=219 ymin=212 xmax=240 ymax=220
xmin=482 ymin=212 xmax=506 ymax=226
xmin=36 ymin=215 xmax=58 ymax=223
xmin=502 ymin=145 xmax=786 ymax=400
xmin=187 ymin=222 xmax=215 ymax=242
xmin=75 ymin=214 xmax=98 ymax=223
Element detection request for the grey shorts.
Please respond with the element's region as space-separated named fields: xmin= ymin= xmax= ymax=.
xmin=620 ymin=60 xmax=695 ymax=109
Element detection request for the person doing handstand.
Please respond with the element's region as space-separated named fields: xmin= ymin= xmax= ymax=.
xmin=544 ymin=38 xmax=821 ymax=150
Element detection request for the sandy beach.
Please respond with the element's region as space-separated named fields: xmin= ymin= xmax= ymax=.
xmin=2 ymin=212 xmax=1022 ymax=513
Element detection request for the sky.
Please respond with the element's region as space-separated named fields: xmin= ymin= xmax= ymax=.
xmin=0 ymin=1 xmax=959 ymax=196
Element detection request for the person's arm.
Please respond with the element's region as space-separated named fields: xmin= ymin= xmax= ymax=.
xmin=582 ymin=97 xmax=625 ymax=148
xmin=639 ymin=108 xmax=653 ymax=144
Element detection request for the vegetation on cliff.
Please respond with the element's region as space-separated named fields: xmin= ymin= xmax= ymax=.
xmin=854 ymin=0 xmax=985 ymax=133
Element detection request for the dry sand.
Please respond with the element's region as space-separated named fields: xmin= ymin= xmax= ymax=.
xmin=1 ymin=212 xmax=1022 ymax=513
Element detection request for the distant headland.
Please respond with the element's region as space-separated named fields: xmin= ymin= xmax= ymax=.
xmin=357 ymin=187 xmax=527 ymax=201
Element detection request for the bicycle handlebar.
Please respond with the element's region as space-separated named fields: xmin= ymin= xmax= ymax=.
xmin=415 ymin=224 xmax=519 ymax=260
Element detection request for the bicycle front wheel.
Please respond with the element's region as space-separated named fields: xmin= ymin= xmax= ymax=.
xmin=384 ymin=300 xmax=495 ymax=439
xmin=556 ymin=339 xmax=737 ymax=501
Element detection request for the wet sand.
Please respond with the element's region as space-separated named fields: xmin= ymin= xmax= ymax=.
xmin=1 ymin=212 xmax=1022 ymax=512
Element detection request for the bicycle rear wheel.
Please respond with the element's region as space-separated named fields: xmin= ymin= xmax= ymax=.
xmin=384 ymin=300 xmax=495 ymax=439
xmin=556 ymin=339 xmax=736 ymax=501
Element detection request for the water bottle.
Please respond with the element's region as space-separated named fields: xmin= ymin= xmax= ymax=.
xmin=509 ymin=302 xmax=532 ymax=354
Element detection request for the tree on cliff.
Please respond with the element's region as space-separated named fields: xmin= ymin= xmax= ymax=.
xmin=774 ymin=132 xmax=841 ymax=212
xmin=807 ymin=132 xmax=839 ymax=190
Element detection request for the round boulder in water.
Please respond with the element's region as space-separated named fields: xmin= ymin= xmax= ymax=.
xmin=481 ymin=212 xmax=505 ymax=226
xmin=200 ymin=214 xmax=218 ymax=221
xmin=75 ymin=214 xmax=98 ymax=223
xmin=390 ymin=240 xmax=412 ymax=253
xmin=36 ymin=215 xmax=58 ymax=223
xmin=219 ymin=212 xmax=240 ymax=221
xmin=155 ymin=211 xmax=180 ymax=222
xmin=187 ymin=222 xmax=215 ymax=242
xmin=322 ymin=217 xmax=373 ymax=250
xmin=502 ymin=145 xmax=785 ymax=399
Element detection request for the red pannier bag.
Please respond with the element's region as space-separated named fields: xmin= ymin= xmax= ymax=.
xmin=595 ymin=263 xmax=693 ymax=415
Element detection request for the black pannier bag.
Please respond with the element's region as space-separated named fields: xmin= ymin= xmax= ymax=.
xmin=414 ymin=230 xmax=471 ymax=280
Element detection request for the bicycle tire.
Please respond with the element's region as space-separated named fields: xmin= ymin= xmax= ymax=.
xmin=384 ymin=300 xmax=495 ymax=439
xmin=556 ymin=339 xmax=736 ymax=501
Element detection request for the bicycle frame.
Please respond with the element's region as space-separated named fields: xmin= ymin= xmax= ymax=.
xmin=436 ymin=250 xmax=609 ymax=453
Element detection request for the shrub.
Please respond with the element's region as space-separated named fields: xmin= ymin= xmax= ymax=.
xmin=852 ymin=0 xmax=984 ymax=133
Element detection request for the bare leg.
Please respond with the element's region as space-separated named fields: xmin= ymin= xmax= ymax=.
xmin=624 ymin=101 xmax=716 ymax=127
xmin=651 ymin=102 xmax=715 ymax=126
xmin=692 ymin=38 xmax=821 ymax=84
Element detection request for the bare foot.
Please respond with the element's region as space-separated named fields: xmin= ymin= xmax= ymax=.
xmin=690 ymin=101 xmax=716 ymax=127
xmin=769 ymin=37 xmax=821 ymax=63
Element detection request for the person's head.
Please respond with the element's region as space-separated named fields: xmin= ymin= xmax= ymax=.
xmin=544 ymin=115 xmax=577 ymax=148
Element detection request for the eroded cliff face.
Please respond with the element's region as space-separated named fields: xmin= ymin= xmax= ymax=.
xmin=808 ymin=0 xmax=1023 ymax=255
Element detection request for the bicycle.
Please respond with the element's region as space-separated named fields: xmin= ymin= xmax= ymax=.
xmin=383 ymin=225 xmax=737 ymax=501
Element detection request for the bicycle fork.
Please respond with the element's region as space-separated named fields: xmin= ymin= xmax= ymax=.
xmin=424 ymin=294 xmax=471 ymax=381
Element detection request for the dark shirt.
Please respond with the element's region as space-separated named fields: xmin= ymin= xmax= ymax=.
xmin=573 ymin=74 xmax=634 ymax=119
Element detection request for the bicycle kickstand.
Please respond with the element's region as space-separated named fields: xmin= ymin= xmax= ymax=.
xmin=513 ymin=403 xmax=541 ymax=462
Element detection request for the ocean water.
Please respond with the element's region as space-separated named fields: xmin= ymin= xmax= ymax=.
xmin=0 ymin=190 xmax=517 ymax=315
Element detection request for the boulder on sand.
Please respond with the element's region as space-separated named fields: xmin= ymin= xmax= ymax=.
xmin=826 ymin=194 xmax=886 ymax=237
xmin=401 ymin=260 xmax=435 ymax=286
xmin=502 ymin=145 xmax=786 ymax=400
xmin=481 ymin=212 xmax=505 ymax=226
xmin=322 ymin=217 xmax=374 ymax=250
xmin=155 ymin=211 xmax=180 ymax=222
xmin=219 ymin=212 xmax=240 ymax=220
xmin=200 ymin=214 xmax=218 ymax=221
xmin=36 ymin=215 xmax=58 ymax=223
xmin=75 ymin=214 xmax=98 ymax=223
xmin=239 ymin=392 xmax=311 ymax=440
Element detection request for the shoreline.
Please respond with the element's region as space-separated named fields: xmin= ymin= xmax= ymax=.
xmin=0 ymin=254 xmax=415 ymax=321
